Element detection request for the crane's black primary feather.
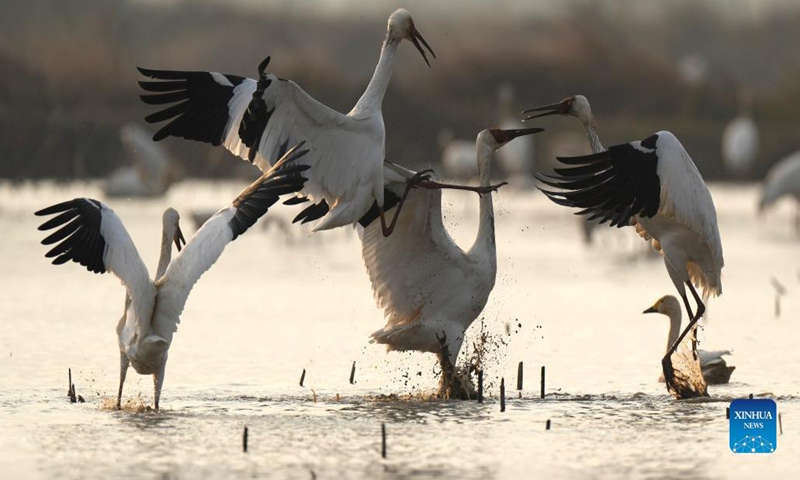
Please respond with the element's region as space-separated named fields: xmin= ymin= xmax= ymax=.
xmin=138 ymin=67 xmax=246 ymax=145
xmin=289 ymin=187 xmax=402 ymax=228
xmin=535 ymin=134 xmax=661 ymax=228
xmin=292 ymin=200 xmax=329 ymax=225
xmin=229 ymin=147 xmax=311 ymax=240
xmin=35 ymin=198 xmax=107 ymax=273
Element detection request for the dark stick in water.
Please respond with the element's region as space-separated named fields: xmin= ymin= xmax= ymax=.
xmin=243 ymin=426 xmax=248 ymax=453
xmin=349 ymin=362 xmax=356 ymax=385
xmin=546 ymin=419 xmax=551 ymax=430
xmin=300 ymin=369 xmax=306 ymax=387
xmin=477 ymin=370 xmax=484 ymax=403
xmin=540 ymin=366 xmax=546 ymax=399
xmin=500 ymin=378 xmax=506 ymax=412
xmin=517 ymin=362 xmax=523 ymax=391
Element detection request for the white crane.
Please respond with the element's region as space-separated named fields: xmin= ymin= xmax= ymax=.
xmin=35 ymin=146 xmax=310 ymax=410
xmin=643 ymin=295 xmax=735 ymax=385
xmin=104 ymin=123 xmax=183 ymax=198
xmin=527 ymin=107 xmax=724 ymax=393
xmin=138 ymin=8 xmax=446 ymax=237
xmin=759 ymin=150 xmax=800 ymax=235
xmin=355 ymin=127 xmax=543 ymax=399
xmin=722 ymin=113 xmax=759 ymax=176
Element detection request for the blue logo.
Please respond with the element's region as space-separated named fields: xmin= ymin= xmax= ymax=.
xmin=729 ymin=398 xmax=777 ymax=453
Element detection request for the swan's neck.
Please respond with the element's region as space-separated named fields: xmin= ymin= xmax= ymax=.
xmin=468 ymin=143 xmax=496 ymax=264
xmin=350 ymin=35 xmax=399 ymax=118
xmin=155 ymin=224 xmax=174 ymax=281
xmin=582 ymin=116 xmax=605 ymax=153
xmin=665 ymin=309 xmax=682 ymax=356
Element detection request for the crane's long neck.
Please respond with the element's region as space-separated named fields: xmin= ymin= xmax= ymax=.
xmin=350 ymin=35 xmax=399 ymax=118
xmin=155 ymin=223 xmax=175 ymax=281
xmin=665 ymin=309 xmax=682 ymax=356
xmin=469 ymin=143 xmax=497 ymax=264
xmin=582 ymin=116 xmax=605 ymax=153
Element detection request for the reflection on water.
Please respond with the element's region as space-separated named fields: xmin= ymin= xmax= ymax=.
xmin=0 ymin=181 xmax=798 ymax=479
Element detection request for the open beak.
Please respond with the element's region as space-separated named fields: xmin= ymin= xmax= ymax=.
xmin=492 ymin=127 xmax=545 ymax=143
xmin=642 ymin=306 xmax=658 ymax=314
xmin=522 ymin=99 xmax=571 ymax=122
xmin=174 ymin=223 xmax=186 ymax=252
xmin=409 ymin=21 xmax=436 ymax=67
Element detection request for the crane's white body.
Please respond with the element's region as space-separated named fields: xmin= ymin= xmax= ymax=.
xmin=633 ymin=132 xmax=723 ymax=300
xmin=722 ymin=114 xmax=759 ymax=175
xmin=360 ymin=154 xmax=497 ymax=361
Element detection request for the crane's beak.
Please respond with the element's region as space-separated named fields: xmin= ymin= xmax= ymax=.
xmin=491 ymin=127 xmax=545 ymax=144
xmin=409 ymin=21 xmax=436 ymax=67
xmin=522 ymin=99 xmax=572 ymax=121
xmin=174 ymin=223 xmax=186 ymax=252
xmin=642 ymin=305 xmax=658 ymax=314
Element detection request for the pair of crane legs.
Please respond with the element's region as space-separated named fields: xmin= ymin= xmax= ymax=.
xmin=378 ymin=169 xmax=506 ymax=237
xmin=662 ymin=281 xmax=706 ymax=392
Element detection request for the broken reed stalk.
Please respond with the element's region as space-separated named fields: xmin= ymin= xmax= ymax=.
xmin=68 ymin=368 xmax=72 ymax=396
xmin=381 ymin=423 xmax=386 ymax=459
xmin=517 ymin=362 xmax=523 ymax=391
xmin=726 ymin=407 xmax=730 ymax=419
xmin=349 ymin=362 xmax=356 ymax=385
xmin=299 ymin=369 xmax=306 ymax=387
xmin=500 ymin=378 xmax=506 ymax=412
xmin=477 ymin=370 xmax=484 ymax=403
xmin=779 ymin=413 xmax=783 ymax=435
xmin=540 ymin=366 xmax=546 ymax=399
xmin=546 ymin=419 xmax=551 ymax=430
xmin=243 ymin=426 xmax=248 ymax=453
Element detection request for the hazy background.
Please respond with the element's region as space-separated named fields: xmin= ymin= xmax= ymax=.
xmin=2 ymin=0 xmax=800 ymax=180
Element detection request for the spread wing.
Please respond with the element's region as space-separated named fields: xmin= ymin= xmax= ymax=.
xmin=535 ymin=133 xmax=662 ymax=228
xmin=357 ymin=163 xmax=466 ymax=332
xmin=139 ymin=60 xmax=379 ymax=211
xmin=35 ymin=198 xmax=156 ymax=340
xmin=150 ymin=146 xmax=311 ymax=342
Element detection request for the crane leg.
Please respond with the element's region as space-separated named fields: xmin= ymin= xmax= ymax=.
xmin=153 ymin=362 xmax=166 ymax=411
xmin=117 ymin=352 xmax=129 ymax=410
xmin=662 ymin=282 xmax=705 ymax=389
xmin=378 ymin=169 xmax=435 ymax=237
xmin=416 ymin=179 xmax=509 ymax=195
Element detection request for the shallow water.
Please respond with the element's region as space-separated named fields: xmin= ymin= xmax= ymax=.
xmin=1 ymin=181 xmax=798 ymax=479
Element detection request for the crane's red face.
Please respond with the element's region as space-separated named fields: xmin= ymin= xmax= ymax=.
xmin=489 ymin=127 xmax=544 ymax=145
xmin=522 ymin=97 xmax=575 ymax=121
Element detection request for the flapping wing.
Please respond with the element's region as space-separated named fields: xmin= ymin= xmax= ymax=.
xmin=535 ymin=134 xmax=662 ymax=228
xmin=35 ymin=198 xmax=156 ymax=338
xmin=150 ymin=146 xmax=310 ymax=341
xmin=139 ymin=60 xmax=378 ymax=208
xmin=357 ymin=166 xmax=466 ymax=332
